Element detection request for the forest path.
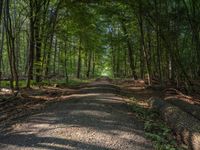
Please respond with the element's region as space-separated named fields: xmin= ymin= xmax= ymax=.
xmin=0 ymin=80 xmax=153 ymax=150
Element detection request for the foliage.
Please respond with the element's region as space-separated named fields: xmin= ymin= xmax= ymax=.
xmin=0 ymin=0 xmax=199 ymax=89
xmin=129 ymin=100 xmax=186 ymax=150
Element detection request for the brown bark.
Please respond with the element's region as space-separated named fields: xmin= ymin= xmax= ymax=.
xmin=45 ymin=2 xmax=60 ymax=76
xmin=86 ymin=49 xmax=92 ymax=78
xmin=166 ymin=98 xmax=200 ymax=120
xmin=121 ymin=21 xmax=137 ymax=79
xmin=149 ymin=98 xmax=200 ymax=150
xmin=4 ymin=0 xmax=19 ymax=89
xmin=182 ymin=0 xmax=200 ymax=77
xmin=0 ymin=16 xmax=4 ymax=87
xmin=64 ymin=42 xmax=68 ymax=83
xmin=35 ymin=22 xmax=42 ymax=83
xmin=34 ymin=0 xmax=43 ymax=83
xmin=92 ymin=51 xmax=95 ymax=78
xmin=53 ymin=37 xmax=57 ymax=75
xmin=26 ymin=0 xmax=35 ymax=88
xmin=77 ymin=37 xmax=82 ymax=79
xmin=154 ymin=0 xmax=162 ymax=82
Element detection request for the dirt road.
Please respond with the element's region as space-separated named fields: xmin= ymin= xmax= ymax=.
xmin=0 ymin=82 xmax=153 ymax=150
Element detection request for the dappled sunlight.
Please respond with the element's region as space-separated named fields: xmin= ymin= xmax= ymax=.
xmin=164 ymin=88 xmax=200 ymax=105
xmin=0 ymin=0 xmax=200 ymax=149
xmin=101 ymin=67 xmax=112 ymax=77
xmin=60 ymin=93 xmax=101 ymax=100
xmin=0 ymin=79 xmax=192 ymax=149
xmin=0 ymin=88 xmax=13 ymax=94
xmin=0 ymin=85 xmax=153 ymax=149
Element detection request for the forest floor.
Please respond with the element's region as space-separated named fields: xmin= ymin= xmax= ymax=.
xmin=0 ymin=78 xmax=191 ymax=150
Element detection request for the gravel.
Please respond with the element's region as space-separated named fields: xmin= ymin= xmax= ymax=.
xmin=0 ymin=83 xmax=153 ymax=150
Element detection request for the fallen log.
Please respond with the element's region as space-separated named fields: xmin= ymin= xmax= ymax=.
xmin=166 ymin=98 xmax=200 ymax=121
xmin=165 ymin=88 xmax=200 ymax=105
xmin=148 ymin=98 xmax=200 ymax=150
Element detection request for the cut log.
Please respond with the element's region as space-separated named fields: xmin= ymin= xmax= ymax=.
xmin=166 ymin=98 xmax=200 ymax=121
xmin=148 ymin=98 xmax=200 ymax=150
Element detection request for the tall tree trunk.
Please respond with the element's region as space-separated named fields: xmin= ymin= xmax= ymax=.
xmin=5 ymin=34 xmax=14 ymax=89
xmin=156 ymin=0 xmax=162 ymax=82
xmin=110 ymin=31 xmax=116 ymax=77
xmin=35 ymin=17 xmax=42 ymax=83
xmin=4 ymin=0 xmax=18 ymax=89
xmin=116 ymin=45 xmax=120 ymax=77
xmin=124 ymin=46 xmax=127 ymax=77
xmin=146 ymin=24 xmax=152 ymax=85
xmin=0 ymin=0 xmax=4 ymax=87
xmin=92 ymin=51 xmax=95 ymax=78
xmin=53 ymin=37 xmax=57 ymax=75
xmin=77 ymin=37 xmax=82 ymax=79
xmin=0 ymin=0 xmax=3 ymax=23
xmin=112 ymin=49 xmax=116 ymax=77
xmin=64 ymin=42 xmax=68 ymax=83
xmin=45 ymin=2 xmax=60 ymax=76
xmin=26 ymin=0 xmax=35 ymax=88
xmin=138 ymin=5 xmax=145 ymax=80
xmin=138 ymin=4 xmax=152 ymax=84
xmin=86 ymin=49 xmax=92 ymax=78
xmin=183 ymin=0 xmax=200 ymax=78
xmin=121 ymin=21 xmax=137 ymax=79
xmin=0 ymin=19 xmax=4 ymax=87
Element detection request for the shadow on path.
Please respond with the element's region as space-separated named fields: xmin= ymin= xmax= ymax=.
xmin=0 ymin=83 xmax=153 ymax=150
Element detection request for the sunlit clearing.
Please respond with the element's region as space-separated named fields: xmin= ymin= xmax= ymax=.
xmin=101 ymin=67 xmax=112 ymax=77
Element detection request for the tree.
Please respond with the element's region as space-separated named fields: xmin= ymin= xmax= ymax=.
xmin=4 ymin=0 xmax=19 ymax=89
xmin=26 ymin=0 xmax=35 ymax=88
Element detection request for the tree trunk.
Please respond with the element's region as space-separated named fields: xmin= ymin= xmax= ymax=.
xmin=45 ymin=2 xmax=60 ymax=76
xmin=0 ymin=19 xmax=4 ymax=87
xmin=77 ymin=37 xmax=82 ymax=79
xmin=64 ymin=42 xmax=68 ymax=84
xmin=4 ymin=0 xmax=18 ymax=89
xmin=149 ymin=98 xmax=200 ymax=150
xmin=182 ymin=0 xmax=200 ymax=78
xmin=0 ymin=0 xmax=3 ymax=23
xmin=110 ymin=33 xmax=116 ymax=78
xmin=92 ymin=51 xmax=95 ymax=78
xmin=137 ymin=1 xmax=145 ymax=79
xmin=53 ymin=37 xmax=57 ymax=75
xmin=121 ymin=22 xmax=137 ymax=79
xmin=155 ymin=0 xmax=162 ymax=83
xmin=146 ymin=24 xmax=152 ymax=85
xmin=123 ymin=47 xmax=127 ymax=77
xmin=26 ymin=0 xmax=35 ymax=88
xmin=0 ymin=1 xmax=4 ymax=86
xmin=86 ymin=49 xmax=92 ymax=78
xmin=166 ymin=98 xmax=200 ymax=120
xmin=35 ymin=17 xmax=42 ymax=83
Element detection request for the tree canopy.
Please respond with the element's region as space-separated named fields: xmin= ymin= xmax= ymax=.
xmin=0 ymin=0 xmax=199 ymax=89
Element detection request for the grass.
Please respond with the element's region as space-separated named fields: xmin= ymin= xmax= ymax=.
xmin=0 ymin=80 xmax=27 ymax=87
xmin=50 ymin=78 xmax=91 ymax=87
xmin=128 ymin=98 xmax=186 ymax=150
xmin=0 ymin=78 xmax=91 ymax=89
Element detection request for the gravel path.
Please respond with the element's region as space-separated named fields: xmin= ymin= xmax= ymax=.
xmin=0 ymin=82 xmax=153 ymax=150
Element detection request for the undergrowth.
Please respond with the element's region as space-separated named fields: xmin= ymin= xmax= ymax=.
xmin=129 ymin=98 xmax=186 ymax=150
xmin=0 ymin=79 xmax=91 ymax=88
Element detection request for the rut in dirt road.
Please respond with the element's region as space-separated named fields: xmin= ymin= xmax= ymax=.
xmin=0 ymin=82 xmax=153 ymax=150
